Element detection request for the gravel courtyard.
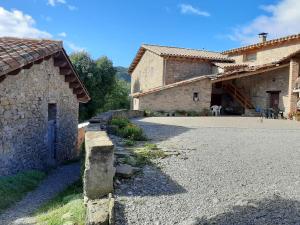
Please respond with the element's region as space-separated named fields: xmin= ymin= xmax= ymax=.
xmin=115 ymin=117 xmax=300 ymax=225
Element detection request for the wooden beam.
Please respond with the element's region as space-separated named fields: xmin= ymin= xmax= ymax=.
xmin=8 ymin=68 xmax=21 ymax=75
xmin=77 ymin=93 xmax=86 ymax=99
xmin=60 ymin=68 xmax=72 ymax=75
xmin=44 ymin=55 xmax=52 ymax=60
xmin=69 ymin=82 xmax=81 ymax=89
xmin=65 ymin=75 xmax=76 ymax=82
xmin=54 ymin=60 xmax=68 ymax=68
xmin=23 ymin=62 xmax=33 ymax=69
xmin=34 ymin=58 xmax=43 ymax=64
xmin=53 ymin=51 xmax=63 ymax=59
xmin=212 ymin=64 xmax=289 ymax=83
xmin=0 ymin=75 xmax=7 ymax=83
xmin=73 ymin=88 xmax=83 ymax=94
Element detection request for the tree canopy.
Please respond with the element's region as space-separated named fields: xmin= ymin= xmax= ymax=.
xmin=70 ymin=52 xmax=130 ymax=122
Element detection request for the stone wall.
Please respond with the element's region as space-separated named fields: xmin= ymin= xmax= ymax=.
xmin=234 ymin=67 xmax=289 ymax=113
xmin=0 ymin=58 xmax=79 ymax=176
xmin=77 ymin=122 xmax=89 ymax=156
xmin=228 ymin=41 xmax=300 ymax=66
xmin=89 ymin=109 xmax=144 ymax=124
xmin=84 ymin=123 xmax=116 ymax=225
xmin=137 ymin=78 xmax=212 ymax=112
xmin=165 ymin=58 xmax=212 ymax=84
xmin=131 ymin=50 xmax=164 ymax=93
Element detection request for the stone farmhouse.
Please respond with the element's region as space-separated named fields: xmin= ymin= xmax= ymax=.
xmin=129 ymin=33 xmax=300 ymax=116
xmin=0 ymin=37 xmax=90 ymax=176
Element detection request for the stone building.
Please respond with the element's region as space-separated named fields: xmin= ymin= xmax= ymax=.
xmin=0 ymin=37 xmax=90 ymax=176
xmin=129 ymin=33 xmax=300 ymax=116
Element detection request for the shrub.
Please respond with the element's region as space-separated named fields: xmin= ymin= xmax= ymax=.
xmin=110 ymin=118 xmax=130 ymax=128
xmin=119 ymin=124 xmax=146 ymax=141
xmin=187 ymin=111 xmax=200 ymax=116
xmin=175 ymin=110 xmax=187 ymax=116
xmin=144 ymin=109 xmax=154 ymax=117
xmin=199 ymin=108 xmax=211 ymax=116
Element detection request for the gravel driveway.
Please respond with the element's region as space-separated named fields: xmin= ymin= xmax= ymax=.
xmin=115 ymin=117 xmax=300 ymax=225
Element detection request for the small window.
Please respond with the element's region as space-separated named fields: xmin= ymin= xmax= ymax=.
xmin=244 ymin=52 xmax=257 ymax=62
xmin=193 ymin=92 xmax=199 ymax=102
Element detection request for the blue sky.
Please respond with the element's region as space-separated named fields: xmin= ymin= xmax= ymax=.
xmin=1 ymin=0 xmax=299 ymax=67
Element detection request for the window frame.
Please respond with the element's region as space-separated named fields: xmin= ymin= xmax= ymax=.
xmin=243 ymin=52 xmax=257 ymax=62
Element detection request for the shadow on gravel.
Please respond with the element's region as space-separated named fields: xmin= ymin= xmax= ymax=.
xmin=133 ymin=120 xmax=193 ymax=142
xmin=190 ymin=196 xmax=300 ymax=225
xmin=116 ymin=165 xmax=187 ymax=197
xmin=115 ymin=165 xmax=187 ymax=225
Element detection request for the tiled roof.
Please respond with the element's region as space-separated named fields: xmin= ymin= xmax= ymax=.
xmin=216 ymin=48 xmax=300 ymax=80
xmin=131 ymin=75 xmax=212 ymax=97
xmin=222 ymin=33 xmax=300 ymax=54
xmin=142 ymin=44 xmax=231 ymax=61
xmin=0 ymin=37 xmax=90 ymax=103
xmin=213 ymin=62 xmax=249 ymax=71
xmin=128 ymin=44 xmax=233 ymax=73
xmin=0 ymin=37 xmax=62 ymax=76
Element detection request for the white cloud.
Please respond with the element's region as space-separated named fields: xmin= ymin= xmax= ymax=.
xmin=0 ymin=7 xmax=52 ymax=38
xmin=47 ymin=0 xmax=77 ymax=11
xmin=58 ymin=32 xmax=67 ymax=37
xmin=179 ymin=4 xmax=210 ymax=17
xmin=66 ymin=42 xmax=85 ymax=52
xmin=67 ymin=5 xmax=77 ymax=11
xmin=229 ymin=0 xmax=300 ymax=45
xmin=48 ymin=0 xmax=66 ymax=7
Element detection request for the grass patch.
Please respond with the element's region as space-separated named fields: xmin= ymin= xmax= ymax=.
xmin=124 ymin=143 xmax=166 ymax=166
xmin=35 ymin=180 xmax=85 ymax=225
xmin=124 ymin=139 xmax=136 ymax=146
xmin=0 ymin=170 xmax=46 ymax=212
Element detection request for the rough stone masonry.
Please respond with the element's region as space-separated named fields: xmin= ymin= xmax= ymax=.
xmin=0 ymin=58 xmax=79 ymax=175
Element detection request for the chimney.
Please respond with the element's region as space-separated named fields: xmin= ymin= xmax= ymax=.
xmin=258 ymin=32 xmax=268 ymax=43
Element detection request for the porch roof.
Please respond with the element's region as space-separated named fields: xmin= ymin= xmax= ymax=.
xmin=213 ymin=49 xmax=300 ymax=82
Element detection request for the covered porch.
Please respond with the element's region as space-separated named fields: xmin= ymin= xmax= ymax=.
xmin=210 ymin=58 xmax=300 ymax=117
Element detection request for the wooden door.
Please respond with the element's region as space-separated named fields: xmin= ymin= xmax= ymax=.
xmin=48 ymin=104 xmax=57 ymax=159
xmin=270 ymin=92 xmax=279 ymax=109
xmin=48 ymin=120 xmax=56 ymax=159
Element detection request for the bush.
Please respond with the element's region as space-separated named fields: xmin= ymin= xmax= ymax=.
xmin=187 ymin=111 xmax=200 ymax=116
xmin=175 ymin=110 xmax=187 ymax=116
xmin=110 ymin=118 xmax=130 ymax=128
xmin=144 ymin=109 xmax=154 ymax=117
xmin=118 ymin=124 xmax=146 ymax=141
xmin=199 ymin=108 xmax=211 ymax=116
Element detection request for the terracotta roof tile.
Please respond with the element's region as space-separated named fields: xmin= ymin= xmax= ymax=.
xmin=129 ymin=44 xmax=233 ymax=73
xmin=0 ymin=37 xmax=62 ymax=76
xmin=0 ymin=37 xmax=90 ymax=103
xmin=132 ymin=75 xmax=212 ymax=97
xmin=142 ymin=44 xmax=231 ymax=61
xmin=222 ymin=33 xmax=300 ymax=54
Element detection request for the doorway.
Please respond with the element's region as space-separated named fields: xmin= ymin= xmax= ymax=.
xmin=48 ymin=103 xmax=57 ymax=160
xmin=267 ymin=91 xmax=280 ymax=109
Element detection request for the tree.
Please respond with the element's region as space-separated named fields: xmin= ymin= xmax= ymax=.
xmin=70 ymin=52 xmax=116 ymax=121
xmin=102 ymin=79 xmax=131 ymax=111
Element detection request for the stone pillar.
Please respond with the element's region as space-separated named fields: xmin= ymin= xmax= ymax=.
xmin=84 ymin=130 xmax=115 ymax=201
xmin=287 ymin=59 xmax=299 ymax=114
